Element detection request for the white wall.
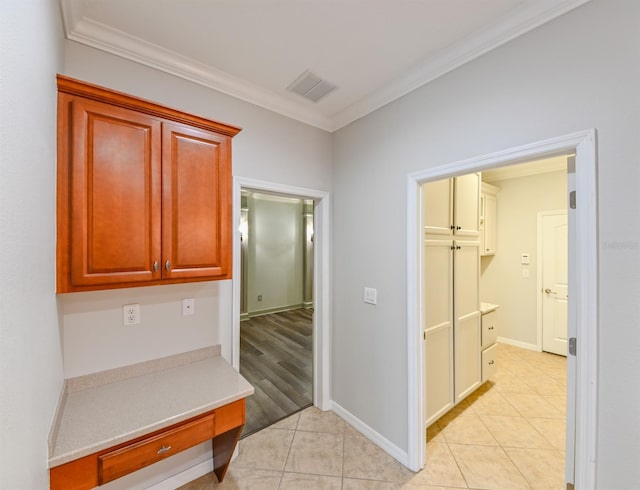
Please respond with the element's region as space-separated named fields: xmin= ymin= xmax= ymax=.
xmin=480 ymin=170 xmax=567 ymax=347
xmin=247 ymin=193 xmax=304 ymax=314
xmin=332 ymin=0 xmax=640 ymax=486
xmin=0 ymin=1 xmax=65 ymax=488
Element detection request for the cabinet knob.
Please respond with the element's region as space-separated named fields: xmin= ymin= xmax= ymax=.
xmin=153 ymin=260 xmax=159 ymax=272
xmin=165 ymin=260 xmax=171 ymax=271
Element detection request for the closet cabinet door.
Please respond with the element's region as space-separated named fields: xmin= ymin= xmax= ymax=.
xmin=453 ymin=173 xmax=480 ymax=237
xmin=67 ymin=97 xmax=162 ymax=287
xmin=422 ymin=179 xmax=453 ymax=235
xmin=423 ymin=238 xmax=454 ymax=426
xmin=162 ymin=122 xmax=232 ymax=280
xmin=483 ymin=193 xmax=497 ymax=255
xmin=453 ymin=240 xmax=481 ymax=402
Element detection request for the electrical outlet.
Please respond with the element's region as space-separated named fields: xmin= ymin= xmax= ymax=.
xmin=123 ymin=303 xmax=140 ymax=325
xmin=182 ymin=298 xmax=195 ymax=316
xmin=258 ymin=295 xmax=263 ymax=301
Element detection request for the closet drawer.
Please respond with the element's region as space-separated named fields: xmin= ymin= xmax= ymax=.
xmin=482 ymin=343 xmax=498 ymax=382
xmin=98 ymin=413 xmax=214 ymax=485
xmin=481 ymin=310 xmax=498 ymax=348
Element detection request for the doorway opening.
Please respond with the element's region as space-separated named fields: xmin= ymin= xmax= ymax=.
xmin=421 ymin=157 xmax=569 ymax=487
xmin=231 ymin=177 xmax=331 ymax=436
xmin=238 ymin=190 xmax=314 ymax=436
xmin=406 ymin=131 xmax=597 ymax=489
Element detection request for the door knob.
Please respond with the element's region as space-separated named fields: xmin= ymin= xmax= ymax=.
xmin=544 ymin=288 xmax=557 ymax=295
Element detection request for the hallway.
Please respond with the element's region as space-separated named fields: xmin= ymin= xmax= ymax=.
xmin=180 ymin=342 xmax=566 ymax=488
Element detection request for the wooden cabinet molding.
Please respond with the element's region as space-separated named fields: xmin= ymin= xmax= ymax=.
xmin=56 ymin=75 xmax=241 ymax=293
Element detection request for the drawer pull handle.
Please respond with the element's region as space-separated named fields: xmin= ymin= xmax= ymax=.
xmin=488 ymin=326 xmax=494 ymax=330
xmin=157 ymin=445 xmax=172 ymax=455
xmin=488 ymin=360 xmax=495 ymax=365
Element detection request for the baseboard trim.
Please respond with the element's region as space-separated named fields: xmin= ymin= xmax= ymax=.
xmin=497 ymin=337 xmax=540 ymax=352
xmin=247 ymin=303 xmax=304 ymax=318
xmin=146 ymin=460 xmax=212 ymax=490
xmin=330 ymin=401 xmax=410 ymax=468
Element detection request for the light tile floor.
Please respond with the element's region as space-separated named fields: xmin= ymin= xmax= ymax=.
xmin=179 ymin=343 xmax=566 ymax=489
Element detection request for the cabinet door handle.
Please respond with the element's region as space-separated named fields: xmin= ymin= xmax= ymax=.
xmin=488 ymin=360 xmax=495 ymax=365
xmin=165 ymin=260 xmax=171 ymax=271
xmin=456 ymin=226 xmax=461 ymax=230
xmin=156 ymin=445 xmax=172 ymax=455
xmin=488 ymin=326 xmax=494 ymax=330
xmin=153 ymin=260 xmax=159 ymax=272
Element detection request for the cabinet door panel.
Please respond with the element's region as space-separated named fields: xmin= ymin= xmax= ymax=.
xmin=423 ymin=239 xmax=455 ymax=424
xmin=455 ymin=313 xmax=481 ymax=401
xmin=483 ymin=193 xmax=497 ymax=254
xmin=454 ymin=240 xmax=481 ymax=402
xmin=70 ymin=98 xmax=161 ymax=286
xmin=453 ymin=173 xmax=480 ymax=237
xmin=422 ymin=179 xmax=453 ymax=235
xmin=162 ymin=123 xmax=231 ymax=279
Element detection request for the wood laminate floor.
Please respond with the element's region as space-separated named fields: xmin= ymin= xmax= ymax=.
xmin=239 ymin=308 xmax=313 ymax=437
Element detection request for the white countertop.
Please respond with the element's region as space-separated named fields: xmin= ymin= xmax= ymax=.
xmin=49 ymin=354 xmax=253 ymax=467
xmin=480 ymin=302 xmax=500 ymax=314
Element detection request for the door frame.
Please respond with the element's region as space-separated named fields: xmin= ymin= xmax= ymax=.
xmin=406 ymin=130 xmax=597 ymax=489
xmin=231 ymin=176 xmax=331 ymax=411
xmin=537 ymin=209 xmax=569 ymax=353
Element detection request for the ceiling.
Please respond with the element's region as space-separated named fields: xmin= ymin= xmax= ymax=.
xmin=60 ymin=0 xmax=589 ymax=132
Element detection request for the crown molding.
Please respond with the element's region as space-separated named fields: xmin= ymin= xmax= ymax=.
xmin=332 ymin=0 xmax=592 ymax=130
xmin=60 ymin=0 xmax=334 ymax=131
xmin=61 ymin=0 xmax=591 ymax=133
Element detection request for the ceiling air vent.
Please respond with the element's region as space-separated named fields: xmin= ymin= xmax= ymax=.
xmin=287 ymin=70 xmax=337 ymax=103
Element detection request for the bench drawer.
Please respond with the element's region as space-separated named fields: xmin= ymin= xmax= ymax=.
xmin=482 ymin=343 xmax=498 ymax=382
xmin=98 ymin=413 xmax=214 ymax=485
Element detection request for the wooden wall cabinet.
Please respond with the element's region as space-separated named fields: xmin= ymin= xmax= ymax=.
xmin=56 ymin=76 xmax=241 ymax=292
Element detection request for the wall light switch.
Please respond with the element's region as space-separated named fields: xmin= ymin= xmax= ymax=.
xmin=182 ymin=298 xmax=195 ymax=316
xmin=521 ymin=253 xmax=530 ymax=265
xmin=522 ymin=269 xmax=530 ymax=278
xmin=364 ymin=287 xmax=377 ymax=305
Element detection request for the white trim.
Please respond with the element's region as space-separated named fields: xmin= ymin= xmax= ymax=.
xmin=496 ymin=337 xmax=539 ymax=352
xmin=406 ymin=130 xmax=598 ymax=489
xmin=537 ymin=209 xmax=568 ymax=353
xmin=232 ymin=177 xmax=331 ymax=410
xmin=333 ymin=1 xmax=593 ymax=130
xmin=331 ymin=401 xmax=409 ymax=467
xmin=60 ymin=0 xmax=592 ymax=132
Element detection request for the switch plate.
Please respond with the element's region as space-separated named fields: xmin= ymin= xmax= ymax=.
xmin=522 ymin=269 xmax=530 ymax=278
xmin=123 ymin=304 xmax=140 ymax=325
xmin=521 ymin=253 xmax=530 ymax=265
xmin=364 ymin=287 xmax=377 ymax=305
xmin=182 ymin=298 xmax=195 ymax=316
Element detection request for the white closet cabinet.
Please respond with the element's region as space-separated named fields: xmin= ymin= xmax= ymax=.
xmin=423 ymin=238 xmax=454 ymax=423
xmin=480 ymin=182 xmax=499 ymax=256
xmin=423 ymin=174 xmax=480 ymax=237
xmin=453 ymin=240 xmax=481 ymax=402
xmin=422 ymin=174 xmax=481 ymax=427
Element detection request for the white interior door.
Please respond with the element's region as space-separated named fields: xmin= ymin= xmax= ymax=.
xmin=541 ymin=211 xmax=568 ymax=356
